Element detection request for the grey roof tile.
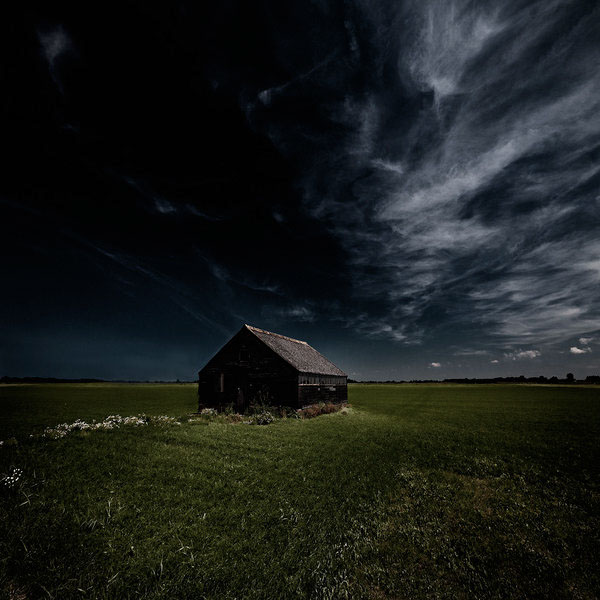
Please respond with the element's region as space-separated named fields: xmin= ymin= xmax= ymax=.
xmin=245 ymin=325 xmax=346 ymax=376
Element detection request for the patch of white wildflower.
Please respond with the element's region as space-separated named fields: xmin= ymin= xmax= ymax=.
xmin=1 ymin=467 xmax=23 ymax=490
xmin=40 ymin=414 xmax=180 ymax=439
xmin=245 ymin=411 xmax=275 ymax=425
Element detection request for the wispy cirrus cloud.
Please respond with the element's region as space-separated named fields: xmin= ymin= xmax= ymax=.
xmin=268 ymin=305 xmax=317 ymax=323
xmin=37 ymin=25 xmax=75 ymax=93
xmin=252 ymin=0 xmax=600 ymax=356
xmin=91 ymin=245 xmax=232 ymax=335
xmin=504 ymin=350 xmax=541 ymax=360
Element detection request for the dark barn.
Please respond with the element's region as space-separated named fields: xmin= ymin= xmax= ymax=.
xmin=197 ymin=324 xmax=347 ymax=411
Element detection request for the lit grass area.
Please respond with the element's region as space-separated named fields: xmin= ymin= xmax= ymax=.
xmin=1 ymin=384 xmax=599 ymax=599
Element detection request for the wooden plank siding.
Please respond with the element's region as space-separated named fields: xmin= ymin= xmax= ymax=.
xmin=198 ymin=326 xmax=297 ymax=410
xmin=298 ymin=381 xmax=348 ymax=406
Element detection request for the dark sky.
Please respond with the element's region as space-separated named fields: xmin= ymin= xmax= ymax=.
xmin=2 ymin=1 xmax=599 ymax=380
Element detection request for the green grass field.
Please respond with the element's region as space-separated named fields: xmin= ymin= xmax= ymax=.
xmin=0 ymin=383 xmax=196 ymax=441
xmin=1 ymin=383 xmax=599 ymax=599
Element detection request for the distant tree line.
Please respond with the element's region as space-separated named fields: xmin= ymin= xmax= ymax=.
xmin=441 ymin=374 xmax=600 ymax=384
xmin=0 ymin=376 xmax=106 ymax=383
xmin=348 ymin=374 xmax=600 ymax=384
xmin=0 ymin=376 xmax=195 ymax=384
xmin=4 ymin=375 xmax=599 ymax=385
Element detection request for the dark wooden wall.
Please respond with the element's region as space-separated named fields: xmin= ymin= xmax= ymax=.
xmin=198 ymin=327 xmax=298 ymax=410
xmin=298 ymin=382 xmax=347 ymax=406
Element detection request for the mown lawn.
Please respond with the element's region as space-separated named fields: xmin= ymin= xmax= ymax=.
xmin=1 ymin=384 xmax=599 ymax=599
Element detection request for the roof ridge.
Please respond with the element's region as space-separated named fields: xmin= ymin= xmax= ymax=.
xmin=244 ymin=324 xmax=308 ymax=345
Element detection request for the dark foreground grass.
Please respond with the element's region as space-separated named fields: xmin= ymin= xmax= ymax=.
xmin=1 ymin=384 xmax=599 ymax=599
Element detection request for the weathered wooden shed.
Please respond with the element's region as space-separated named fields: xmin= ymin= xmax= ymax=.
xmin=197 ymin=324 xmax=347 ymax=411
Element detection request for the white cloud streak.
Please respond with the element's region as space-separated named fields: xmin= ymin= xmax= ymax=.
xmin=37 ymin=25 xmax=73 ymax=92
xmin=270 ymin=305 xmax=316 ymax=323
xmin=570 ymin=346 xmax=591 ymax=354
xmin=504 ymin=350 xmax=541 ymax=360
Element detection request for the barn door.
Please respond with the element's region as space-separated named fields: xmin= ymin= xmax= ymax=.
xmin=234 ymin=367 xmax=249 ymax=413
xmin=236 ymin=386 xmax=245 ymax=412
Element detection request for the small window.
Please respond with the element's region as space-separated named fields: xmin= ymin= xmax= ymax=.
xmin=214 ymin=372 xmax=224 ymax=393
xmin=239 ymin=349 xmax=250 ymax=362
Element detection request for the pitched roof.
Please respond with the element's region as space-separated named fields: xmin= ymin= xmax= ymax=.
xmin=244 ymin=325 xmax=346 ymax=376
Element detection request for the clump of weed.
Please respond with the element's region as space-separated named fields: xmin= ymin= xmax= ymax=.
xmin=243 ymin=411 xmax=276 ymax=425
xmin=254 ymin=411 xmax=276 ymax=425
xmin=199 ymin=408 xmax=218 ymax=417
xmin=190 ymin=410 xmax=246 ymax=425
xmin=251 ymin=404 xmax=296 ymax=419
xmin=224 ymin=413 xmax=244 ymax=424
xmin=297 ymin=402 xmax=346 ymax=419
xmin=190 ymin=401 xmax=348 ymax=426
